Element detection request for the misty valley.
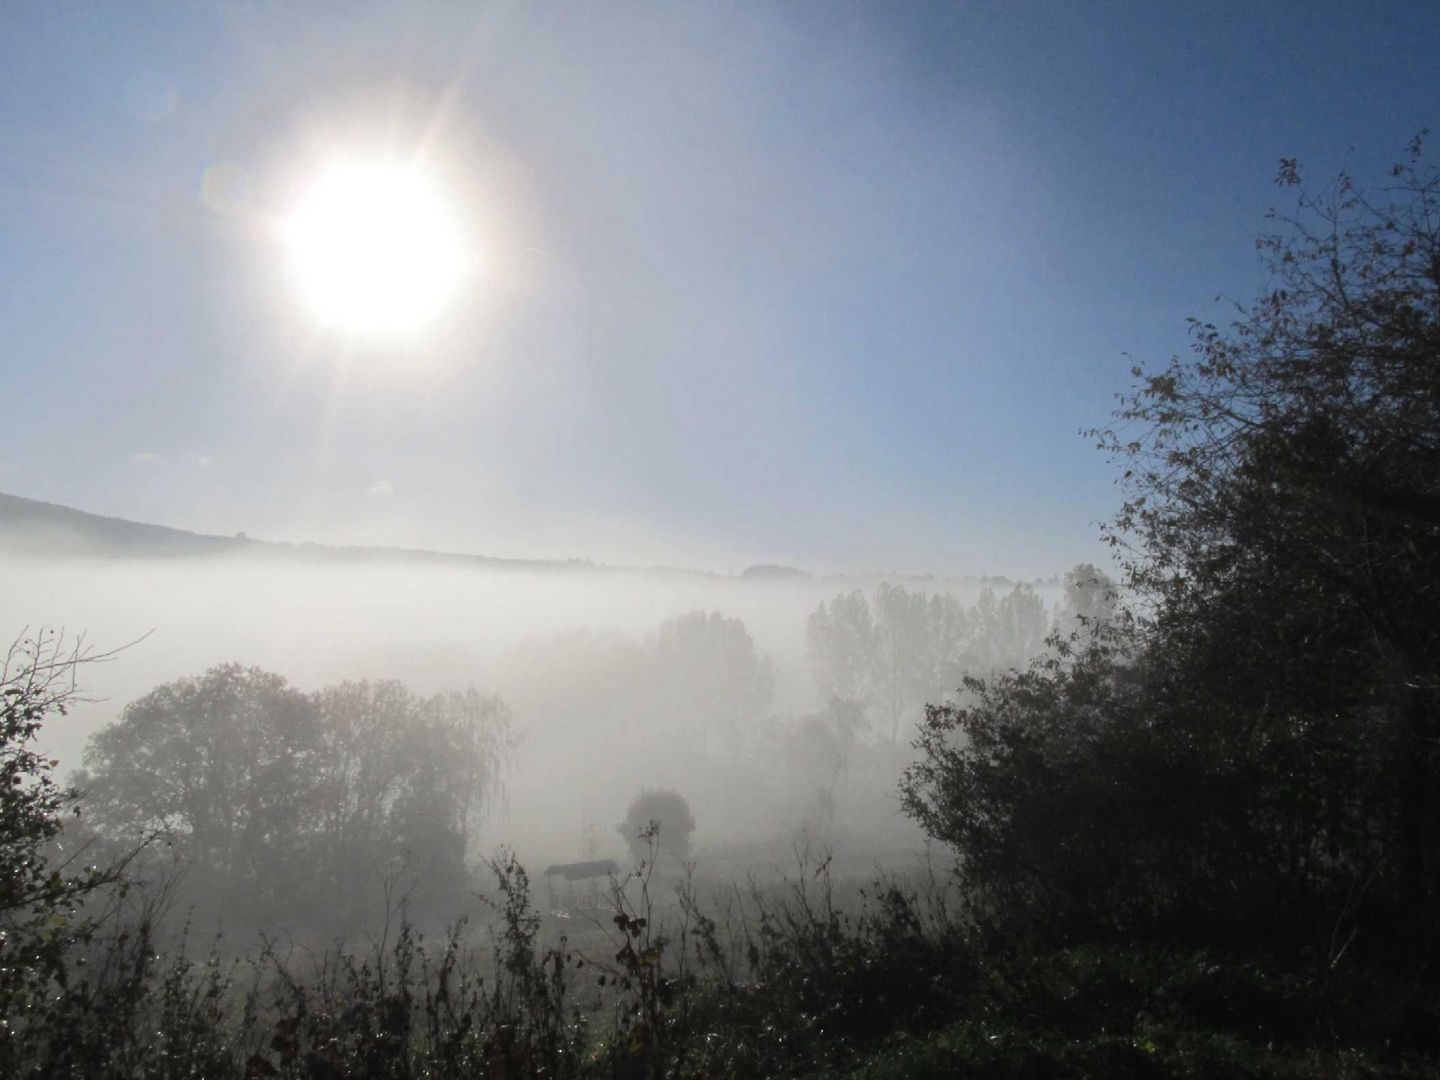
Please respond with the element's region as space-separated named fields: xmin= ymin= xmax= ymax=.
xmin=4 ymin=503 xmax=1108 ymax=935
xmin=4 ymin=5 xmax=1439 ymax=1077
xmin=1 ymin=517 xmax=1116 ymax=1073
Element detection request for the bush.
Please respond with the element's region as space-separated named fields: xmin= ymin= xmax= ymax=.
xmin=618 ymin=788 xmax=695 ymax=864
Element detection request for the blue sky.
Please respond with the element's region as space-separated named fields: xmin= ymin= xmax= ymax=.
xmin=1 ymin=2 xmax=1436 ymax=576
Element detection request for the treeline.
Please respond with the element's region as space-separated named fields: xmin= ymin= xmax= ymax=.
xmin=807 ymin=567 xmax=1115 ymax=742
xmin=45 ymin=585 xmax=1103 ymax=934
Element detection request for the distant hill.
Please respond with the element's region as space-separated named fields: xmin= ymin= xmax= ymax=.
xmin=0 ymin=492 xmax=242 ymax=558
xmin=0 ymin=492 xmax=1050 ymax=590
xmin=0 ymin=492 xmax=700 ymax=576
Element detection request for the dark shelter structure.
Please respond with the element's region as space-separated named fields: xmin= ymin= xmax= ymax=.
xmin=543 ymin=860 xmax=620 ymax=912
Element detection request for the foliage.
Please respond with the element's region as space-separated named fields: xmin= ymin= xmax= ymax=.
xmin=1 ymin=804 xmax=1434 ymax=1078
xmin=781 ymin=702 xmax=863 ymax=835
xmin=3 ymin=854 xmax=590 ymax=1080
xmin=902 ymin=628 xmax=1386 ymax=951
xmin=848 ymin=944 xmax=1439 ymax=1080
xmin=0 ymin=630 xmax=128 ymax=1067
xmin=78 ymin=667 xmax=511 ymax=926
xmin=904 ymin=141 xmax=1440 ymax=972
xmin=806 ymin=589 xmax=880 ymax=715
xmin=1099 ymin=139 xmax=1440 ymax=952
xmin=80 ymin=666 xmax=322 ymax=908
xmin=504 ymin=612 xmax=776 ymax=797
xmin=1053 ymin=562 xmax=1119 ymax=642
xmin=650 ymin=611 xmax=773 ymax=760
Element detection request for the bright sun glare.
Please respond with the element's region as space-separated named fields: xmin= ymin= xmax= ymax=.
xmin=284 ymin=163 xmax=465 ymax=336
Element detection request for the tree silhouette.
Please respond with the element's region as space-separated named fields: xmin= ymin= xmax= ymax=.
xmin=905 ymin=140 xmax=1440 ymax=963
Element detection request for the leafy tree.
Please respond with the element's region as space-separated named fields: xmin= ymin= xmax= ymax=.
xmin=1099 ymin=139 xmax=1440 ymax=947
xmin=1053 ymin=562 xmax=1119 ymax=641
xmin=902 ymin=626 xmax=1373 ymax=947
xmin=650 ymin=611 xmax=773 ymax=759
xmin=872 ymin=583 xmax=949 ymax=743
xmin=922 ymin=590 xmax=972 ymax=693
xmin=80 ymin=666 xmax=511 ymax=922
xmin=904 ymin=636 xmax=1157 ymax=940
xmin=81 ymin=665 xmax=323 ymax=909
xmin=808 ymin=583 xmax=1049 ymax=743
xmin=390 ymin=688 xmax=512 ymax=891
xmin=313 ymin=682 xmax=512 ymax=899
xmin=952 ymin=584 xmax=1049 ymax=676
xmin=782 ymin=701 xmax=864 ymax=835
xmin=805 ymin=591 xmax=877 ymax=721
xmin=904 ymin=141 xmax=1440 ymax=964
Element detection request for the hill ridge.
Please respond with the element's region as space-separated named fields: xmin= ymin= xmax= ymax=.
xmin=0 ymin=491 xmax=1045 ymax=587
xmin=0 ymin=491 xmax=680 ymax=575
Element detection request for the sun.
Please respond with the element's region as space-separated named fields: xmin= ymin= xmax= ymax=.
xmin=283 ymin=162 xmax=465 ymax=336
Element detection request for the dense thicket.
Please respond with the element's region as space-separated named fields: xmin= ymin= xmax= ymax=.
xmin=904 ymin=143 xmax=1440 ymax=977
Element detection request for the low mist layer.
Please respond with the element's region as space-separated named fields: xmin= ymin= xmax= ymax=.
xmin=0 ymin=531 xmax=1095 ymax=914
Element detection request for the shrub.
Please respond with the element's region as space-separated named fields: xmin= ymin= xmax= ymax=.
xmin=618 ymin=788 xmax=695 ymax=864
xmin=0 ymin=630 xmax=127 ymax=1071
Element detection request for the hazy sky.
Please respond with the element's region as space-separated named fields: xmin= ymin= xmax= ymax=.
xmin=1 ymin=2 xmax=1436 ymax=576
